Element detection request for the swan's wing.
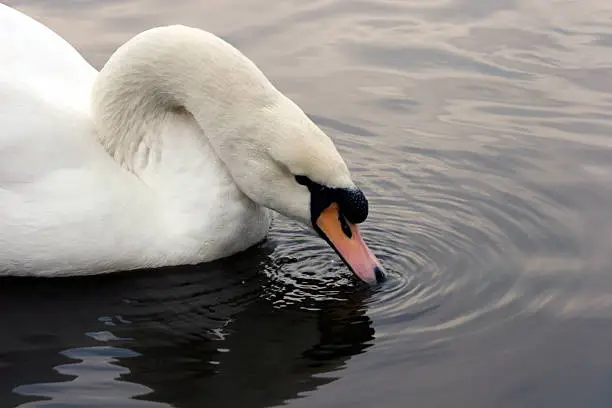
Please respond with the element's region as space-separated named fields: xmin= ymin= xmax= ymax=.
xmin=0 ymin=1 xmax=126 ymax=216
xmin=0 ymin=5 xmax=188 ymax=277
xmin=0 ymin=5 xmax=136 ymax=270
xmin=0 ymin=80 xmax=154 ymax=276
xmin=0 ymin=3 xmax=97 ymax=110
xmin=0 ymin=4 xmax=102 ymax=181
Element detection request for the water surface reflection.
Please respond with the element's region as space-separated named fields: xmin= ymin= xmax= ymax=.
xmin=1 ymin=244 xmax=375 ymax=407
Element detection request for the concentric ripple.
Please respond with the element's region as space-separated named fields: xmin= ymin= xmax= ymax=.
xmin=260 ymin=118 xmax=600 ymax=351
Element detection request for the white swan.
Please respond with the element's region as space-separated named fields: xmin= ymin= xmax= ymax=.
xmin=0 ymin=4 xmax=385 ymax=283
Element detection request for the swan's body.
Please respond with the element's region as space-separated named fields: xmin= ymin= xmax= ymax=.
xmin=0 ymin=4 xmax=384 ymax=283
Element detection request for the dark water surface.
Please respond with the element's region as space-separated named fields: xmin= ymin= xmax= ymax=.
xmin=3 ymin=0 xmax=612 ymax=407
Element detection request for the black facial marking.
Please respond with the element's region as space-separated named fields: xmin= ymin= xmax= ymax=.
xmin=295 ymin=175 xmax=311 ymax=186
xmin=337 ymin=187 xmax=368 ymax=224
xmin=295 ymin=175 xmax=369 ymax=226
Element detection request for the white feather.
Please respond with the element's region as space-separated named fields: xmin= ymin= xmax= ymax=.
xmin=0 ymin=4 xmax=353 ymax=277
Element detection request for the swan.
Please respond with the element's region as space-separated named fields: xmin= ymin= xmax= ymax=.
xmin=0 ymin=4 xmax=385 ymax=284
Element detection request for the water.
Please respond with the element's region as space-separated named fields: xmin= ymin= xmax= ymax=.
xmin=2 ymin=0 xmax=612 ymax=407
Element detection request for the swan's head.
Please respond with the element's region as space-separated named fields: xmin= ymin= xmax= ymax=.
xmin=216 ymin=94 xmax=386 ymax=285
xmin=92 ymin=25 xmax=385 ymax=284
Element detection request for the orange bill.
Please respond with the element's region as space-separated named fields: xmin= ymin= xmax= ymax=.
xmin=316 ymin=203 xmax=386 ymax=284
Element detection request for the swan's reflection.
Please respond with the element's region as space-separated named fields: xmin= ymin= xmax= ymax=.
xmin=1 ymin=243 xmax=375 ymax=408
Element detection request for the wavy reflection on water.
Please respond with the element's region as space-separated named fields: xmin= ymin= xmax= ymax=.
xmin=1 ymin=246 xmax=375 ymax=408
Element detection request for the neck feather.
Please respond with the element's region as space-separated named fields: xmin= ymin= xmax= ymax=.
xmin=91 ymin=25 xmax=278 ymax=172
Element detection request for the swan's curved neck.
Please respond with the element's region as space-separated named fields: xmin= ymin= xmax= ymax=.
xmin=91 ymin=25 xmax=277 ymax=172
xmin=88 ymin=26 xmax=276 ymax=260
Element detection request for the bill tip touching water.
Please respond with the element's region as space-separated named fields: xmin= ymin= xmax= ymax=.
xmin=314 ymin=202 xmax=387 ymax=285
xmin=297 ymin=175 xmax=387 ymax=284
xmin=0 ymin=4 xmax=385 ymax=285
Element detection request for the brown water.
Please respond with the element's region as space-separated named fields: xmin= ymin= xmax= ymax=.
xmin=3 ymin=0 xmax=612 ymax=407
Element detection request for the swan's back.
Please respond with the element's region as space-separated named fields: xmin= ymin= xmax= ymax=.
xmin=0 ymin=3 xmax=96 ymax=109
xmin=0 ymin=4 xmax=100 ymax=177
